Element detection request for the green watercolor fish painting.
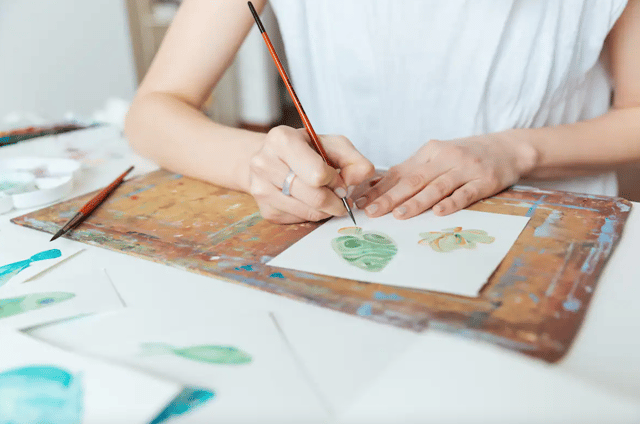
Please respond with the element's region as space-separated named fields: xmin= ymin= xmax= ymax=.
xmin=0 ymin=292 xmax=75 ymax=320
xmin=331 ymin=227 xmax=398 ymax=272
xmin=140 ymin=343 xmax=252 ymax=365
xmin=418 ymin=227 xmax=495 ymax=253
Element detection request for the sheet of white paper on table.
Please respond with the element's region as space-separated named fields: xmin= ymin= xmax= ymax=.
xmin=0 ymin=269 xmax=124 ymax=330
xmin=335 ymin=331 xmax=640 ymax=424
xmin=268 ymin=209 xmax=529 ymax=297
xmin=0 ymin=239 xmax=84 ymax=289
xmin=0 ymin=331 xmax=181 ymax=424
xmin=27 ymin=308 xmax=331 ymax=424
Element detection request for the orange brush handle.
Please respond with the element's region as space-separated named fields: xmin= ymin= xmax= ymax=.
xmin=79 ymin=166 xmax=134 ymax=214
xmin=259 ymin=33 xmax=336 ymax=169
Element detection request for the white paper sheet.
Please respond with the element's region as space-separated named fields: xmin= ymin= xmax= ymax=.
xmin=335 ymin=332 xmax=640 ymax=424
xmin=268 ymin=209 xmax=529 ymax=297
xmin=0 ymin=240 xmax=84 ymax=289
xmin=0 ymin=331 xmax=180 ymax=424
xmin=28 ymin=308 xmax=331 ymax=424
xmin=0 ymin=269 xmax=124 ymax=330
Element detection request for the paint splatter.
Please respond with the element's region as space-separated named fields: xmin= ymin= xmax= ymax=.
xmin=0 ymin=292 xmax=75 ymax=320
xmin=269 ymin=272 xmax=285 ymax=279
xmin=0 ymin=249 xmax=62 ymax=288
xmin=150 ymin=386 xmax=214 ymax=424
xmin=563 ymin=299 xmax=582 ymax=312
xmin=0 ymin=365 xmax=83 ymax=424
xmin=357 ymin=303 xmax=373 ymax=316
xmin=140 ymin=343 xmax=252 ymax=365
xmin=373 ymin=291 xmax=403 ymax=301
xmin=235 ymin=264 xmax=253 ymax=272
xmin=418 ymin=227 xmax=495 ymax=253
xmin=331 ymin=227 xmax=397 ymax=272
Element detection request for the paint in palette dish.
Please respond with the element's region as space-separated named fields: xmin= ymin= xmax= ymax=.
xmin=0 ymin=249 xmax=62 ymax=288
xmin=0 ymin=365 xmax=83 ymax=424
xmin=0 ymin=292 xmax=75 ymax=320
xmin=140 ymin=343 xmax=252 ymax=365
xmin=331 ymin=227 xmax=398 ymax=272
xmin=150 ymin=386 xmax=215 ymax=424
xmin=0 ymin=157 xmax=80 ymax=210
xmin=0 ymin=172 xmax=36 ymax=195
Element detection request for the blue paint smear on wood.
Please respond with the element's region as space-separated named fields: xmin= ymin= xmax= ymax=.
xmin=235 ymin=264 xmax=254 ymax=272
xmin=357 ymin=303 xmax=372 ymax=316
xmin=373 ymin=291 xmax=403 ymax=301
xmin=269 ymin=272 xmax=285 ymax=279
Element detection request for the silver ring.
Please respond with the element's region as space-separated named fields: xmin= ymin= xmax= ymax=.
xmin=282 ymin=170 xmax=296 ymax=196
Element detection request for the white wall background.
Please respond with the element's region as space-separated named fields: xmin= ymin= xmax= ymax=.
xmin=0 ymin=0 xmax=137 ymax=120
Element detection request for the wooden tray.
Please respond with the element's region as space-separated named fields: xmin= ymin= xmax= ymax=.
xmin=12 ymin=170 xmax=632 ymax=362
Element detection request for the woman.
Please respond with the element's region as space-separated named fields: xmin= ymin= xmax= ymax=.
xmin=125 ymin=0 xmax=640 ymax=223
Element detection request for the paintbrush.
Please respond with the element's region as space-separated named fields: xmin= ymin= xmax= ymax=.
xmin=247 ymin=1 xmax=356 ymax=225
xmin=50 ymin=166 xmax=134 ymax=241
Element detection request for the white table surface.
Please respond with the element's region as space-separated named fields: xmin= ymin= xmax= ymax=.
xmin=2 ymin=128 xmax=640 ymax=423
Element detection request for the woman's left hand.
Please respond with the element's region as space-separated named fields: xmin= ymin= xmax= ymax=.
xmin=354 ymin=132 xmax=538 ymax=219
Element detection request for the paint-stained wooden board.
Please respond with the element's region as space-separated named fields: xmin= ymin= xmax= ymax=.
xmin=11 ymin=170 xmax=632 ymax=362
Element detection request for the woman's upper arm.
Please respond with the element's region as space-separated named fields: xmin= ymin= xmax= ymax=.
xmin=135 ymin=0 xmax=266 ymax=108
xmin=608 ymin=0 xmax=640 ymax=109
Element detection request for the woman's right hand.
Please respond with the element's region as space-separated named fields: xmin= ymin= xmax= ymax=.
xmin=248 ymin=126 xmax=375 ymax=224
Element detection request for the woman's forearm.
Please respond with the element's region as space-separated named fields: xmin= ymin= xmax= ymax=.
xmin=125 ymin=92 xmax=264 ymax=192
xmin=513 ymin=106 xmax=640 ymax=180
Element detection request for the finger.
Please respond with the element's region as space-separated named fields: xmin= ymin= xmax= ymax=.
xmin=251 ymin=146 xmax=347 ymax=210
xmin=364 ymin=167 xmax=451 ymax=217
xmin=273 ymin=127 xmax=342 ymax=190
xmin=354 ymin=168 xmax=401 ymax=209
xmin=432 ymin=180 xmax=484 ymax=216
xmin=264 ymin=183 xmax=334 ymax=222
xmin=259 ymin=204 xmax=308 ymax=224
xmin=391 ymin=171 xmax=465 ymax=219
xmin=257 ymin=156 xmax=347 ymax=216
xmin=320 ymin=134 xmax=376 ymax=192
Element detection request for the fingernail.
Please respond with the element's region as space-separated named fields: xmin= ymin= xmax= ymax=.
xmin=356 ymin=196 xmax=367 ymax=209
xmin=434 ymin=205 xmax=443 ymax=214
xmin=366 ymin=203 xmax=378 ymax=214
xmin=395 ymin=206 xmax=407 ymax=216
xmin=347 ymin=185 xmax=355 ymax=198
xmin=334 ymin=187 xmax=347 ymax=198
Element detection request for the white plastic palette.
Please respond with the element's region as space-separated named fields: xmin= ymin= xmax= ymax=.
xmin=0 ymin=157 xmax=80 ymax=213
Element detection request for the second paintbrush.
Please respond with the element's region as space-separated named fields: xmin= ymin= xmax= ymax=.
xmin=247 ymin=1 xmax=356 ymax=225
xmin=50 ymin=166 xmax=134 ymax=241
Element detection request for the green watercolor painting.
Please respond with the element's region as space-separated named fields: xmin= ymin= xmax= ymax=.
xmin=140 ymin=343 xmax=252 ymax=365
xmin=0 ymin=292 xmax=75 ymax=320
xmin=331 ymin=227 xmax=397 ymax=272
xmin=418 ymin=227 xmax=495 ymax=253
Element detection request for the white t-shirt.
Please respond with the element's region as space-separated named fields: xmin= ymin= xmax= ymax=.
xmin=268 ymin=0 xmax=628 ymax=196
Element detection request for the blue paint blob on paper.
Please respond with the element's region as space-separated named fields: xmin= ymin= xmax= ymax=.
xmin=0 ymin=365 xmax=83 ymax=424
xmin=357 ymin=303 xmax=372 ymax=316
xmin=373 ymin=291 xmax=403 ymax=301
xmin=150 ymin=387 xmax=214 ymax=424
xmin=234 ymin=264 xmax=253 ymax=272
xmin=269 ymin=272 xmax=285 ymax=279
xmin=0 ymin=249 xmax=62 ymax=288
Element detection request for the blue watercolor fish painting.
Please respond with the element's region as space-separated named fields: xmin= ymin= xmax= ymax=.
xmin=0 ymin=249 xmax=62 ymax=288
xmin=150 ymin=386 xmax=215 ymax=424
xmin=0 ymin=365 xmax=83 ymax=424
xmin=0 ymin=292 xmax=75 ymax=320
xmin=141 ymin=343 xmax=252 ymax=365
